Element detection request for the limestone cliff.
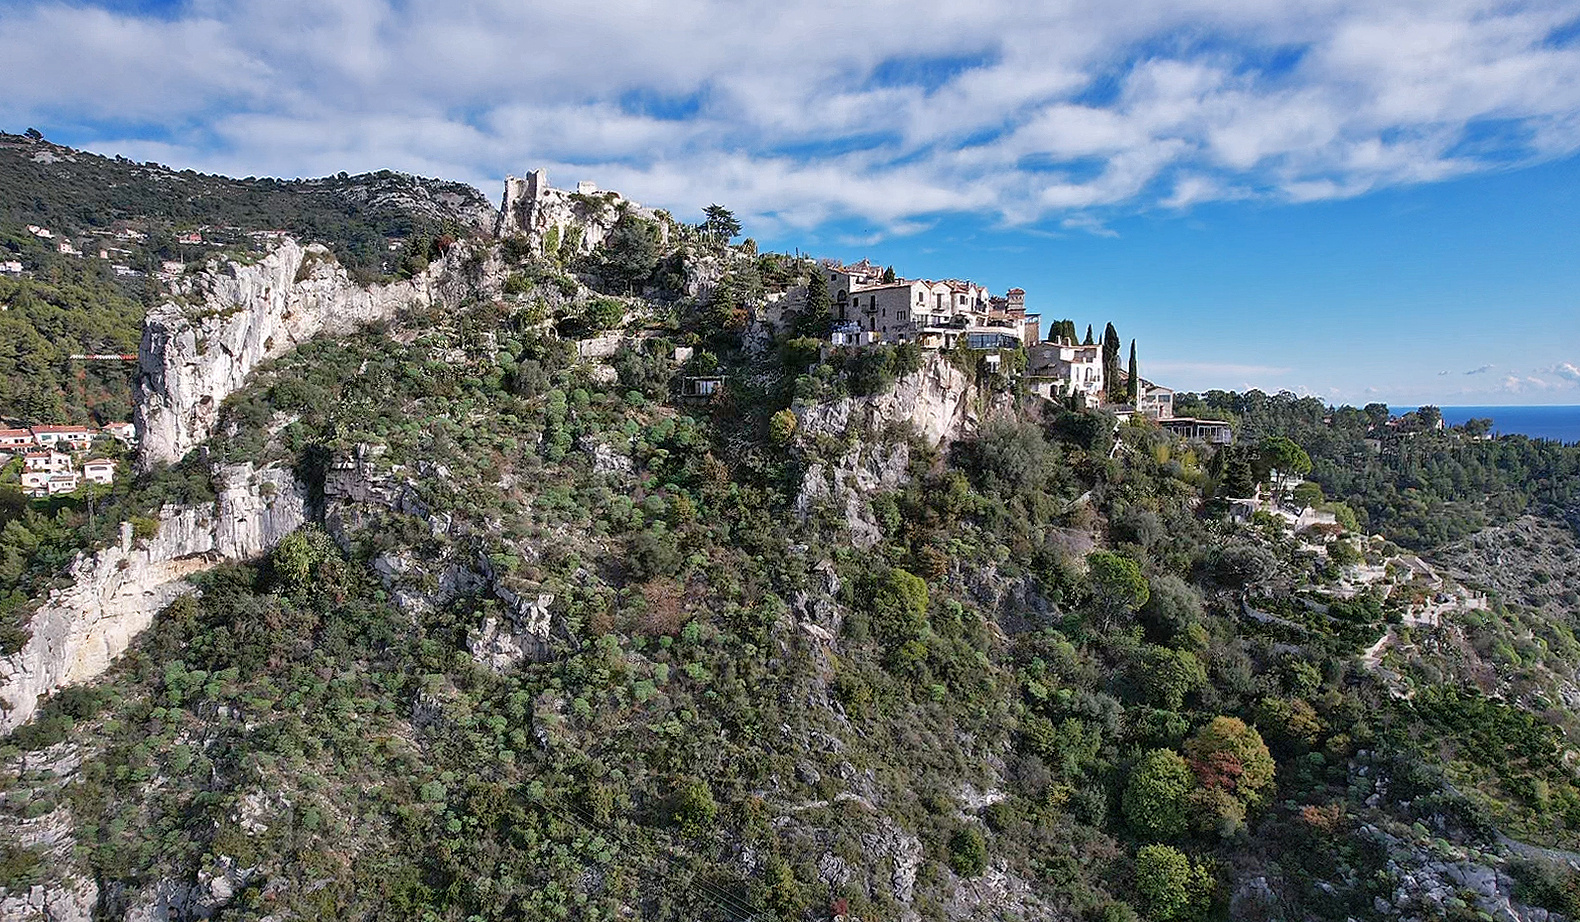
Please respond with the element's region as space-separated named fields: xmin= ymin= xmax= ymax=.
xmin=792 ymin=354 xmax=1009 ymax=545
xmin=0 ymin=464 xmax=308 ymax=734
xmin=135 ymin=238 xmax=483 ymax=469
xmin=795 ymin=353 xmax=993 ymax=448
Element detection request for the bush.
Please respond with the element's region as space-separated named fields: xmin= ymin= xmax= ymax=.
xmin=948 ymin=827 xmax=988 ymax=877
xmin=1123 ymin=749 xmax=1192 ymax=840
xmin=1133 ymin=844 xmax=1213 ymax=921
xmin=670 ymin=779 xmax=718 ymax=836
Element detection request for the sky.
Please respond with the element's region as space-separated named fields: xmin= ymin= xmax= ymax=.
xmin=2 ymin=0 xmax=1579 ymax=407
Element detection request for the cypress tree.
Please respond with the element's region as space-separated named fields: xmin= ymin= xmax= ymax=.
xmin=1084 ymin=324 xmax=1094 ymax=345
xmin=1102 ymin=322 xmax=1121 ymax=400
xmin=1127 ymin=339 xmax=1139 ymax=402
xmin=795 ymin=269 xmax=832 ymax=338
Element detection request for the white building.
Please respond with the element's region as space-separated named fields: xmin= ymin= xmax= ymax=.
xmin=818 ymin=260 xmax=1037 ymax=351
xmin=0 ymin=260 xmax=22 ymax=275
xmin=1138 ymin=382 xmax=1175 ymax=420
xmin=83 ymin=459 xmax=117 ymax=485
xmin=46 ymin=472 xmax=80 ymax=495
xmin=57 ymin=241 xmax=81 ymax=256
xmin=100 ymin=421 xmax=137 ymax=444
xmin=1026 ymin=340 xmax=1105 ymax=407
xmin=30 ymin=426 xmax=96 ymax=451
xmin=1159 ymin=417 xmax=1234 ymax=444
xmin=0 ymin=428 xmax=33 ymax=449
xmin=26 ymin=225 xmax=53 ymax=239
xmin=23 ymin=451 xmax=72 ymax=473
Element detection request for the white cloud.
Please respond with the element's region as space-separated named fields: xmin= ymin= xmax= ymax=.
xmin=1464 ymin=364 xmax=1495 ymax=374
xmin=3 ymin=0 xmax=1580 ymax=231
xmin=1549 ymin=362 xmax=1580 ymax=383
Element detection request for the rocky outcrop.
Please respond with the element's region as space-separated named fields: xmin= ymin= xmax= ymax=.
xmin=794 ymin=442 xmax=909 ymax=549
xmin=793 ymin=354 xmax=1009 ymax=543
xmin=795 ymin=353 xmax=994 ymax=448
xmin=0 ymin=464 xmax=307 ymax=733
xmin=468 ymin=591 xmax=555 ymax=671
xmin=495 ymin=169 xmax=660 ymax=257
xmin=135 ymin=238 xmax=482 ymax=469
xmin=0 ymin=878 xmax=97 ymax=922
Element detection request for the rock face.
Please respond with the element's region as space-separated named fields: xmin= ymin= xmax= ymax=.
xmin=0 ymin=464 xmax=307 ymax=734
xmin=795 ymin=442 xmax=909 ymax=549
xmin=793 ymin=354 xmax=1008 ymax=543
xmin=135 ymin=238 xmax=474 ymax=469
xmin=495 ymin=169 xmax=661 ymax=257
xmin=795 ymin=353 xmax=991 ymax=447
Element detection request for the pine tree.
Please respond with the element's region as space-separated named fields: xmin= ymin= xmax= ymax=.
xmin=1083 ymin=324 xmax=1094 ymax=345
xmin=1127 ymin=339 xmax=1139 ymax=402
xmin=882 ymin=265 xmax=897 ymax=283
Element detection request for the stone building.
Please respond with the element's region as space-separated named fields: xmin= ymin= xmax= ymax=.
xmin=819 ymin=260 xmax=1037 ymax=350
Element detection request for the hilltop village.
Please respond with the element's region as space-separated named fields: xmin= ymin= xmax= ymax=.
xmin=811 ymin=255 xmax=1230 ymax=443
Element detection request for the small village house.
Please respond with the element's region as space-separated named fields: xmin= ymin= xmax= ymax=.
xmin=1137 ymin=382 xmax=1175 ymax=420
xmin=31 ymin=425 xmax=97 ymax=451
xmin=83 ymin=458 xmax=117 ymax=485
xmin=0 ymin=428 xmax=34 ymax=449
xmin=46 ymin=472 xmax=80 ymax=495
xmin=100 ymin=421 xmax=137 ymax=444
xmin=24 ymin=451 xmax=73 ymax=474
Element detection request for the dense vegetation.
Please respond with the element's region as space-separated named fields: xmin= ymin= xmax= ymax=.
xmin=0 ymin=132 xmax=492 ymax=278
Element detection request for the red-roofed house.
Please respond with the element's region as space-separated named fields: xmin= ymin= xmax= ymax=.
xmin=0 ymin=428 xmax=34 ymax=449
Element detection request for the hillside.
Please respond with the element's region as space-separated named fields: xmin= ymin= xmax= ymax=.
xmin=1 ymin=154 xmax=1580 ymax=922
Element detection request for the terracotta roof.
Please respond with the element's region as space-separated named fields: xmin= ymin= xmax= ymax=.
xmin=31 ymin=425 xmax=94 ymax=434
xmin=0 ymin=428 xmax=32 ymax=438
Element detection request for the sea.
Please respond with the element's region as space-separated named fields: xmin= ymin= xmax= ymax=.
xmin=1439 ymin=405 xmax=1580 ymax=444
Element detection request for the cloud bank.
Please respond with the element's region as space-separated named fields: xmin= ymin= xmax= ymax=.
xmin=3 ymin=0 xmax=1580 ymax=232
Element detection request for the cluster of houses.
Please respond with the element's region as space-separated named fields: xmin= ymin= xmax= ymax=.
xmin=13 ymin=222 xmax=281 ymax=281
xmin=0 ymin=422 xmax=135 ymax=497
xmin=815 ymin=258 xmax=1233 ymax=443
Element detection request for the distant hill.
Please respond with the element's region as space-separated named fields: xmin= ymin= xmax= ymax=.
xmin=0 ymin=132 xmax=500 ymax=426
xmin=0 ymin=131 xmax=496 ymax=278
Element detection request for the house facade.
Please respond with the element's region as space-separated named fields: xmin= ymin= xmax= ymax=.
xmin=83 ymin=459 xmax=117 ymax=485
xmin=31 ymin=425 xmax=95 ymax=451
xmin=1138 ymin=382 xmax=1175 ymax=420
xmin=819 ymin=260 xmax=1038 ymax=352
xmin=1025 ymin=340 xmax=1105 ymax=407
xmin=24 ymin=451 xmax=73 ymax=473
xmin=1158 ymin=417 xmax=1233 ymax=444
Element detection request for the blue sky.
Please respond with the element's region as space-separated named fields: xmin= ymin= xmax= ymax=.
xmin=3 ymin=0 xmax=1579 ymax=406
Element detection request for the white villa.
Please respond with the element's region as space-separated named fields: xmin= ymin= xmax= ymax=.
xmin=31 ymin=425 xmax=96 ymax=451
xmin=1138 ymin=382 xmax=1175 ymax=420
xmin=1026 ymin=339 xmax=1105 ymax=407
xmin=24 ymin=451 xmax=72 ymax=474
xmin=83 ymin=459 xmax=117 ymax=485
